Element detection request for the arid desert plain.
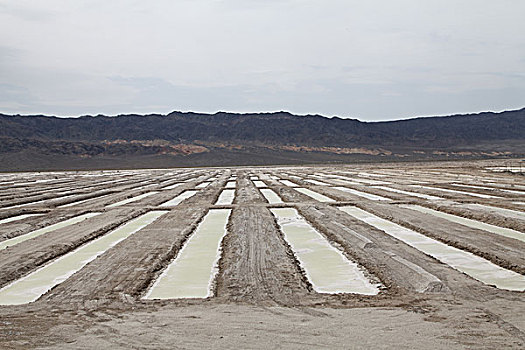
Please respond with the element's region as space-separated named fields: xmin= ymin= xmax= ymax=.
xmin=0 ymin=159 xmax=524 ymax=349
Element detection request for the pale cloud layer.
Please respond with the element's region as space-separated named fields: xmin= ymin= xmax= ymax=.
xmin=1 ymin=0 xmax=524 ymax=120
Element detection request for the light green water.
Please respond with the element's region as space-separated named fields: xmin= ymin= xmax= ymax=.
xmin=0 ymin=213 xmax=101 ymax=251
xmin=333 ymin=187 xmax=390 ymax=201
xmin=295 ymin=188 xmax=335 ymax=202
xmin=280 ymin=180 xmax=299 ymax=187
xmin=0 ymin=214 xmax=43 ymax=225
xmin=461 ymin=204 xmax=525 ymax=221
xmin=160 ymin=190 xmax=198 ymax=207
xmin=215 ymin=190 xmax=235 ymax=205
xmin=163 ymin=183 xmax=183 ymax=190
xmin=331 ymin=178 xmax=363 ymax=186
xmin=350 ymin=178 xmax=390 ymax=185
xmin=253 ymin=180 xmax=267 ymax=188
xmin=304 ymin=179 xmax=330 ymax=186
xmin=260 ymin=189 xmax=283 ymax=204
xmin=400 ymin=205 xmax=525 ymax=243
xmin=410 ymin=185 xmax=499 ymax=199
xmin=2 ymin=198 xmax=47 ymax=210
xmin=0 ymin=211 xmax=168 ymax=305
xmin=144 ymin=209 xmax=231 ymax=299
xmin=59 ymin=194 xmax=111 ymax=208
xmin=358 ymin=172 xmax=388 ymax=178
xmin=372 ymin=186 xmax=442 ymax=200
xmin=196 ymin=182 xmax=211 ymax=189
xmin=454 ymin=183 xmax=525 ymax=195
xmin=271 ymin=208 xmax=379 ymax=295
xmin=340 ymin=206 xmax=525 ymax=291
xmin=225 ymin=181 xmax=236 ymax=188
xmin=106 ymin=192 xmax=159 ymax=208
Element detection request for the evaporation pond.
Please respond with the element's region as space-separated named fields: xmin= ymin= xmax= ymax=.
xmin=106 ymin=192 xmax=158 ymax=208
xmin=295 ymin=188 xmax=335 ymax=202
xmin=144 ymin=209 xmax=231 ymax=299
xmin=260 ymin=189 xmax=283 ymax=204
xmin=333 ymin=187 xmax=390 ymax=201
xmin=279 ymin=180 xmax=298 ymax=187
xmin=401 ymin=205 xmax=525 ymax=243
xmin=271 ymin=208 xmax=379 ymax=295
xmin=304 ymin=179 xmax=329 ymax=186
xmin=163 ymin=183 xmax=183 ymax=190
xmin=0 ymin=213 xmax=101 ymax=251
xmin=0 ymin=211 xmax=167 ymax=305
xmin=340 ymin=206 xmax=525 ymax=291
xmin=373 ymin=186 xmax=442 ymax=200
xmin=0 ymin=213 xmax=44 ymax=225
xmin=215 ymin=189 xmax=235 ymax=205
xmin=160 ymin=191 xmax=197 ymax=207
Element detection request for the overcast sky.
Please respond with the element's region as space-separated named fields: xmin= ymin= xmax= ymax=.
xmin=1 ymin=0 xmax=524 ymax=121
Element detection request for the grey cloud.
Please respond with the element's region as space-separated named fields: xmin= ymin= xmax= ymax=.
xmin=1 ymin=0 xmax=524 ymax=120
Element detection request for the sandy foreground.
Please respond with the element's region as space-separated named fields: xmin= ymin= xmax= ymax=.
xmin=0 ymin=159 xmax=524 ymax=349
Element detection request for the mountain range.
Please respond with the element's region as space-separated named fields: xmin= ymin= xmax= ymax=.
xmin=1 ymin=108 xmax=524 ymax=171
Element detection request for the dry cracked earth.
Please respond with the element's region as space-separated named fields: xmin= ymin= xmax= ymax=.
xmin=0 ymin=159 xmax=524 ymax=349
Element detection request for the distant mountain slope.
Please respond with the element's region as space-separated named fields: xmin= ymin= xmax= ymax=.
xmin=0 ymin=108 xmax=523 ymax=171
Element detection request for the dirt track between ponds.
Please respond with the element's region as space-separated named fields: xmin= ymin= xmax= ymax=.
xmin=0 ymin=159 xmax=524 ymax=349
xmin=216 ymin=205 xmax=312 ymax=305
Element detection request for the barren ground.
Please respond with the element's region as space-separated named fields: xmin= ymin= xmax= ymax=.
xmin=0 ymin=159 xmax=524 ymax=349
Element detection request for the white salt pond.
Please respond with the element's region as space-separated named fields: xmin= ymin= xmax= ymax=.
xmin=59 ymin=194 xmax=110 ymax=208
xmin=253 ymin=180 xmax=267 ymax=188
xmin=271 ymin=208 xmax=379 ymax=295
xmin=372 ymin=186 xmax=442 ymax=200
xmin=163 ymin=183 xmax=183 ymax=190
xmin=160 ymin=190 xmax=198 ymax=207
xmin=410 ymin=185 xmax=500 ymax=199
xmin=457 ymin=204 xmax=525 ymax=221
xmin=106 ymin=192 xmax=159 ymax=208
xmin=295 ymin=188 xmax=335 ymax=202
xmin=316 ymin=173 xmax=352 ymax=179
xmin=280 ymin=180 xmax=299 ymax=187
xmin=486 ymin=167 xmax=524 ymax=173
xmin=400 ymin=205 xmax=525 ymax=243
xmin=454 ymin=183 xmax=525 ymax=195
xmin=358 ymin=172 xmax=388 ymax=178
xmin=0 ymin=213 xmax=101 ymax=251
xmin=196 ymin=182 xmax=211 ymax=189
xmin=144 ymin=209 xmax=231 ymax=299
xmin=0 ymin=211 xmax=167 ymax=305
xmin=304 ymin=179 xmax=330 ymax=186
xmin=1 ymin=194 xmax=73 ymax=210
xmin=340 ymin=206 xmax=525 ymax=291
xmin=333 ymin=187 xmax=390 ymax=201
xmin=215 ymin=189 xmax=235 ymax=205
xmin=330 ymin=178 xmax=364 ymax=186
xmin=349 ymin=178 xmax=390 ymax=185
xmin=260 ymin=188 xmax=283 ymax=204
xmin=0 ymin=213 xmax=44 ymax=225
xmin=225 ymin=181 xmax=236 ymax=188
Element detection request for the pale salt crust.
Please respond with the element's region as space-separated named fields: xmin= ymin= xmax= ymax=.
xmin=271 ymin=208 xmax=379 ymax=295
xmin=0 ymin=211 xmax=167 ymax=305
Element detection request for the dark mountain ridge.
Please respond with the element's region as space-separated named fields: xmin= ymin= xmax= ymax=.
xmin=0 ymin=108 xmax=524 ymax=171
xmin=2 ymin=108 xmax=524 ymax=146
